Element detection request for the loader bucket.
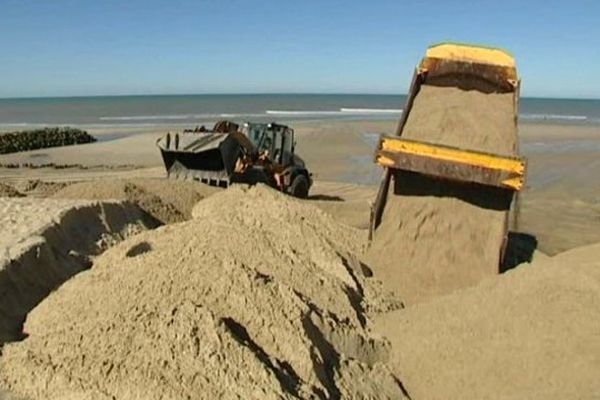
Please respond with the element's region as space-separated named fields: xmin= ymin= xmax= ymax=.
xmin=157 ymin=131 xmax=244 ymax=187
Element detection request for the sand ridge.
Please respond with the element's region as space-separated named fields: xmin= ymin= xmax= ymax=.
xmin=17 ymin=180 xmax=70 ymax=197
xmin=52 ymin=177 xmax=219 ymax=224
xmin=0 ymin=183 xmax=23 ymax=198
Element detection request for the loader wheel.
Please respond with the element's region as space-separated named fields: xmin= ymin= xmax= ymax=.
xmin=289 ymin=174 xmax=309 ymax=199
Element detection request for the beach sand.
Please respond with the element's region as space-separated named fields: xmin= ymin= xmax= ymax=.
xmin=373 ymin=244 xmax=600 ymax=399
xmin=0 ymin=118 xmax=599 ymax=398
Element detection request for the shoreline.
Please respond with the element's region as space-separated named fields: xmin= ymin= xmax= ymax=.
xmin=3 ymin=118 xmax=600 ymax=136
xmin=1 ymin=119 xmax=599 ymax=181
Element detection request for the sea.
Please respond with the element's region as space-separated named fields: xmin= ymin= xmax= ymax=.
xmin=0 ymin=94 xmax=599 ymax=129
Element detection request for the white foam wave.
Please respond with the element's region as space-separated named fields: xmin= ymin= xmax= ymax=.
xmin=521 ymin=113 xmax=587 ymax=121
xmin=100 ymin=107 xmax=403 ymax=121
xmin=340 ymin=108 xmax=402 ymax=113
xmin=266 ymin=110 xmax=346 ymax=116
xmin=219 ymin=113 xmax=267 ymax=118
xmin=266 ymin=108 xmax=402 ymax=116
xmin=100 ymin=114 xmax=222 ymax=121
xmin=0 ymin=123 xmax=42 ymax=127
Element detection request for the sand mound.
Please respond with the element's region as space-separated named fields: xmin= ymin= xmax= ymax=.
xmin=0 ymin=183 xmax=23 ymax=198
xmin=0 ymin=197 xmax=155 ymax=345
xmin=374 ymin=251 xmax=600 ymax=399
xmin=52 ymin=178 xmax=218 ymax=224
xmin=0 ymin=185 xmax=406 ymax=400
xmin=367 ymin=85 xmax=517 ymax=304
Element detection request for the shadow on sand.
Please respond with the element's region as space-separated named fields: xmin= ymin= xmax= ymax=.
xmin=308 ymin=194 xmax=344 ymax=202
xmin=501 ymin=232 xmax=538 ymax=273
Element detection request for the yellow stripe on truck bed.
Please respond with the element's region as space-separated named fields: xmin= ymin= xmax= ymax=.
xmin=376 ymin=135 xmax=526 ymax=191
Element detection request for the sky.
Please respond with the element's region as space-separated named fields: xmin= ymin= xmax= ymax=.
xmin=0 ymin=0 xmax=599 ymax=99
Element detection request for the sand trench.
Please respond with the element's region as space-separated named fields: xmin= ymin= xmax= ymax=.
xmin=0 ymin=198 xmax=157 ymax=346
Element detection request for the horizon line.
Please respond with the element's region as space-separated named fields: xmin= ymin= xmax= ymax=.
xmin=0 ymin=92 xmax=599 ymax=101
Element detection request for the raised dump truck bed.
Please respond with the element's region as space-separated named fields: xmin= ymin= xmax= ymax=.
xmin=370 ymin=42 xmax=526 ymax=240
xmin=367 ymin=42 xmax=528 ymax=304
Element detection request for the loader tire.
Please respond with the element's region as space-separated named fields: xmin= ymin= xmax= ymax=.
xmin=289 ymin=174 xmax=309 ymax=199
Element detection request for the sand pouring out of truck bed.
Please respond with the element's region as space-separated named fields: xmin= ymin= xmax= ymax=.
xmin=0 ymin=185 xmax=406 ymax=400
xmin=367 ymin=85 xmax=518 ymax=304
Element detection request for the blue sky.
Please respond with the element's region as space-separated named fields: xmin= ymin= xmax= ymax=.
xmin=0 ymin=0 xmax=598 ymax=98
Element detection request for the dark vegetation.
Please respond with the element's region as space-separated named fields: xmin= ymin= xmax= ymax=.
xmin=0 ymin=127 xmax=96 ymax=154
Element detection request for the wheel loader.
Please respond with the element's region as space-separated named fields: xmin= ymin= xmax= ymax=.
xmin=156 ymin=120 xmax=312 ymax=198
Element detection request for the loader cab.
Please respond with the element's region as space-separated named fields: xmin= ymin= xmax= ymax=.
xmin=244 ymin=123 xmax=296 ymax=166
xmin=279 ymin=126 xmax=295 ymax=166
xmin=267 ymin=123 xmax=295 ymax=166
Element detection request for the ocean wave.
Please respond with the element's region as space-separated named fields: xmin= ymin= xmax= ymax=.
xmin=0 ymin=123 xmax=49 ymax=127
xmin=340 ymin=108 xmax=402 ymax=113
xmin=99 ymin=114 xmax=223 ymax=121
xmin=0 ymin=123 xmax=65 ymax=131
xmin=266 ymin=108 xmax=402 ymax=116
xmin=520 ymin=113 xmax=588 ymax=121
xmin=266 ymin=110 xmax=346 ymax=116
xmin=99 ymin=107 xmax=403 ymax=121
xmin=219 ymin=113 xmax=267 ymax=118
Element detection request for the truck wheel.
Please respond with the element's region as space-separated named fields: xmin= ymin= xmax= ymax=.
xmin=289 ymin=174 xmax=309 ymax=198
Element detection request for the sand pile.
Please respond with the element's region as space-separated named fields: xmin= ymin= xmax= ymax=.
xmin=52 ymin=178 xmax=218 ymax=224
xmin=0 ymin=185 xmax=406 ymax=400
xmin=367 ymin=85 xmax=518 ymax=304
xmin=374 ymin=250 xmax=600 ymax=399
xmin=0 ymin=183 xmax=23 ymax=198
xmin=0 ymin=197 xmax=155 ymax=345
